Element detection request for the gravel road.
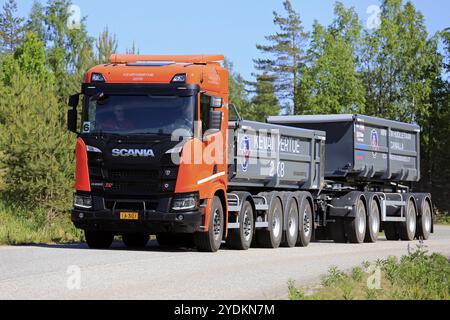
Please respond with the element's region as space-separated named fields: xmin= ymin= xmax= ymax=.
xmin=0 ymin=226 xmax=449 ymax=300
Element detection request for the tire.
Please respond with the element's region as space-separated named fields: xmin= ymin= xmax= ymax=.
xmin=122 ymin=233 xmax=149 ymax=248
xmin=399 ymin=199 xmax=417 ymax=241
xmin=328 ymin=217 xmax=347 ymax=243
xmin=297 ymin=198 xmax=313 ymax=247
xmin=85 ymin=231 xmax=114 ymax=249
xmin=384 ymin=223 xmax=400 ymax=240
xmin=416 ymin=200 xmax=432 ymax=240
xmin=227 ymin=200 xmax=254 ymax=250
xmin=194 ymin=196 xmax=224 ymax=252
xmin=282 ymin=197 xmax=299 ymax=248
xmin=345 ymin=199 xmax=367 ymax=244
xmin=257 ymin=196 xmax=283 ymax=248
xmin=365 ymin=198 xmax=380 ymax=243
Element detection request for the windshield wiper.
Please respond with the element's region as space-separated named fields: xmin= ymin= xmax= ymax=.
xmin=137 ymin=132 xmax=174 ymax=137
xmin=91 ymin=131 xmax=129 ymax=141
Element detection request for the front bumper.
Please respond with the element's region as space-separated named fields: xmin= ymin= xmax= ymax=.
xmin=72 ymin=196 xmax=203 ymax=234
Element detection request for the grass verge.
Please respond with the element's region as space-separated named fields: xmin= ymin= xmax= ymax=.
xmin=0 ymin=201 xmax=84 ymax=245
xmin=289 ymin=245 xmax=450 ymax=300
xmin=435 ymin=211 xmax=450 ymax=225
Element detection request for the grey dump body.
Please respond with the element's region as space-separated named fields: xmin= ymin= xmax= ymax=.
xmin=228 ymin=120 xmax=325 ymax=190
xmin=267 ymin=114 xmax=421 ymax=183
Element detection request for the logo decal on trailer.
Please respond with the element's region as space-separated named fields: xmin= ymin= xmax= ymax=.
xmin=240 ymin=135 xmax=251 ymax=172
xmin=371 ymin=129 xmax=379 ymax=158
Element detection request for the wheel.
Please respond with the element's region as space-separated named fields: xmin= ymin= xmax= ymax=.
xmin=384 ymin=223 xmax=400 ymax=240
xmin=256 ymin=196 xmax=283 ymax=248
xmin=399 ymin=199 xmax=417 ymax=241
xmin=365 ymin=198 xmax=380 ymax=243
xmin=345 ymin=199 xmax=367 ymax=243
xmin=194 ymin=196 xmax=224 ymax=252
xmin=416 ymin=200 xmax=432 ymax=240
xmin=122 ymin=233 xmax=149 ymax=248
xmin=282 ymin=197 xmax=299 ymax=247
xmin=297 ymin=198 xmax=313 ymax=247
xmin=227 ymin=200 xmax=254 ymax=250
xmin=85 ymin=231 xmax=114 ymax=249
xmin=328 ymin=217 xmax=347 ymax=243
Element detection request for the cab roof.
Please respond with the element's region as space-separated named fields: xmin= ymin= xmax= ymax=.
xmin=85 ymin=54 xmax=228 ymax=94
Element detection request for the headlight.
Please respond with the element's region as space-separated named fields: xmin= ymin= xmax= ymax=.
xmin=171 ymin=194 xmax=198 ymax=211
xmin=86 ymin=145 xmax=102 ymax=153
xmin=171 ymin=73 xmax=186 ymax=83
xmin=91 ymin=73 xmax=105 ymax=82
xmin=74 ymin=194 xmax=92 ymax=209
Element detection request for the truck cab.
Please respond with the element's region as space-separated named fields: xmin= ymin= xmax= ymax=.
xmin=68 ymin=55 xmax=230 ymax=252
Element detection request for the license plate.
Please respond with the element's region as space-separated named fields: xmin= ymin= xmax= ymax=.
xmin=120 ymin=212 xmax=139 ymax=220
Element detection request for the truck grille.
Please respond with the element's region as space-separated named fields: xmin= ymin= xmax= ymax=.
xmin=110 ymin=181 xmax=157 ymax=193
xmin=104 ymin=199 xmax=159 ymax=211
xmin=109 ymin=170 xmax=159 ymax=180
xmin=88 ymin=166 xmax=177 ymax=196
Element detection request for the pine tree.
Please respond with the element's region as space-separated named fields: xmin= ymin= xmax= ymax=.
xmin=44 ymin=0 xmax=94 ymax=100
xmin=26 ymin=0 xmax=46 ymax=42
xmin=0 ymin=0 xmax=24 ymax=53
xmin=248 ymin=74 xmax=280 ymax=121
xmin=96 ymin=26 xmax=118 ymax=64
xmin=254 ymin=0 xmax=308 ymax=115
xmin=126 ymin=40 xmax=139 ymax=54
xmin=1 ymin=31 xmax=52 ymax=86
xmin=0 ymin=32 xmax=74 ymax=214
xmin=224 ymin=59 xmax=252 ymax=119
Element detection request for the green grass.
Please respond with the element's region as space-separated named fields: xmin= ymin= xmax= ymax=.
xmin=289 ymin=245 xmax=450 ymax=300
xmin=435 ymin=211 xmax=450 ymax=225
xmin=0 ymin=201 xmax=84 ymax=245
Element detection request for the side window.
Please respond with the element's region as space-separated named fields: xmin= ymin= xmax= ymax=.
xmin=200 ymin=94 xmax=210 ymax=134
xmin=81 ymin=96 xmax=96 ymax=133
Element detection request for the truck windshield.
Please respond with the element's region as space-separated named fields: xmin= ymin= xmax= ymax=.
xmin=82 ymin=95 xmax=195 ymax=136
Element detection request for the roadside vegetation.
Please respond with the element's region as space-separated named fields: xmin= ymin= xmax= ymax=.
xmin=0 ymin=0 xmax=449 ymax=244
xmin=0 ymin=201 xmax=83 ymax=245
xmin=435 ymin=211 xmax=450 ymax=225
xmin=289 ymin=246 xmax=450 ymax=300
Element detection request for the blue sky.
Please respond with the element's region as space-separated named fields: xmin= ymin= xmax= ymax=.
xmin=5 ymin=0 xmax=450 ymax=80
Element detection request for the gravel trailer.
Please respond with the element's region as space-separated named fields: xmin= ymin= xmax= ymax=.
xmin=224 ymin=118 xmax=326 ymax=249
xmin=268 ymin=114 xmax=420 ymax=182
xmin=268 ymin=114 xmax=433 ymax=244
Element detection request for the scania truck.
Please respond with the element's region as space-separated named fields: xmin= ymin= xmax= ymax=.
xmin=67 ymin=54 xmax=433 ymax=252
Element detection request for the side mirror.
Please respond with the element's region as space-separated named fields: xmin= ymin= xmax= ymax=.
xmin=67 ymin=108 xmax=77 ymax=133
xmin=68 ymin=93 xmax=80 ymax=108
xmin=209 ymin=110 xmax=222 ymax=131
xmin=210 ymin=96 xmax=223 ymax=108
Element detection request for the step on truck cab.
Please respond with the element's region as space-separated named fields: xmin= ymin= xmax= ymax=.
xmin=68 ymin=54 xmax=433 ymax=252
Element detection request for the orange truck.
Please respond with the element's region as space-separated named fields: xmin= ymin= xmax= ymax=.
xmin=67 ymin=54 xmax=433 ymax=252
